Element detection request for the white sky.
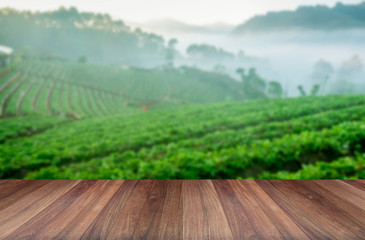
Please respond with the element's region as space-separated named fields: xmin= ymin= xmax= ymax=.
xmin=0 ymin=0 xmax=363 ymax=25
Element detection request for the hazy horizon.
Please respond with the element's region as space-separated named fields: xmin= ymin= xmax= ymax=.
xmin=0 ymin=0 xmax=363 ymax=25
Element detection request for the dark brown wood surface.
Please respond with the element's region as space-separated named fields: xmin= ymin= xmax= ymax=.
xmin=0 ymin=180 xmax=364 ymax=239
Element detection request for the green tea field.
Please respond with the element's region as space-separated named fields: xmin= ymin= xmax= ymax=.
xmin=0 ymin=60 xmax=364 ymax=179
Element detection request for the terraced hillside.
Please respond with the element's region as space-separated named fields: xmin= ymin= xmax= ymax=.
xmin=0 ymin=59 xmax=243 ymax=119
xmin=0 ymin=95 xmax=364 ymax=179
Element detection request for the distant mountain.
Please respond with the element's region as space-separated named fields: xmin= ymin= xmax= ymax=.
xmin=233 ymin=1 xmax=365 ymax=34
xmin=127 ymin=19 xmax=234 ymax=35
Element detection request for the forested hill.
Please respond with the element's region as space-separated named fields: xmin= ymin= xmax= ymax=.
xmin=233 ymin=1 xmax=365 ymax=34
xmin=0 ymin=7 xmax=167 ymax=67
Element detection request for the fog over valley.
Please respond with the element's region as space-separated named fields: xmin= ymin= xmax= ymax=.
xmin=145 ymin=28 xmax=364 ymax=96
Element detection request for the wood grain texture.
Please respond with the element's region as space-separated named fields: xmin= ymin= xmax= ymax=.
xmin=343 ymin=180 xmax=365 ymax=192
xmin=55 ymin=181 xmax=123 ymax=240
xmin=275 ymin=181 xmax=361 ymax=239
xmin=241 ymin=180 xmax=310 ymax=240
xmin=315 ymin=180 xmax=365 ymax=211
xmin=6 ymin=180 xmax=88 ymax=240
xmin=300 ymin=180 xmax=365 ymax=226
xmin=0 ymin=180 xmax=50 ymax=211
xmin=107 ymin=180 xmax=154 ymax=240
xmin=132 ymin=180 xmax=173 ymax=239
xmin=154 ymin=180 xmax=183 ymax=239
xmin=0 ymin=180 xmax=364 ymax=240
xmin=229 ymin=180 xmax=284 ymax=240
xmin=256 ymin=180 xmax=335 ymax=240
xmin=0 ymin=180 xmax=79 ymax=239
xmin=271 ymin=180 xmax=361 ymax=240
xmin=213 ymin=180 xmax=259 ymax=240
xmin=81 ymin=180 xmax=134 ymax=239
xmin=197 ymin=180 xmax=233 ymax=239
xmin=182 ymin=180 xmax=209 ymax=240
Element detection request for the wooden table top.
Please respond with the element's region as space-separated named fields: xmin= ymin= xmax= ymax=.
xmin=0 ymin=180 xmax=364 ymax=239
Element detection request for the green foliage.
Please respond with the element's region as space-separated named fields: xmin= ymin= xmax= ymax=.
xmin=187 ymin=44 xmax=235 ymax=61
xmin=0 ymin=95 xmax=364 ymax=179
xmin=299 ymin=84 xmax=323 ymax=97
xmin=237 ymin=67 xmax=267 ymax=99
xmin=260 ymin=154 xmax=365 ymax=179
xmin=0 ymin=59 xmax=243 ymax=119
xmin=310 ymin=84 xmax=320 ymax=96
xmin=0 ymin=116 xmax=68 ymax=143
xmin=78 ymin=56 xmax=87 ymax=63
xmin=267 ymin=81 xmax=283 ymax=98
xmin=298 ymin=85 xmax=307 ymax=97
xmin=165 ymin=38 xmax=178 ymax=69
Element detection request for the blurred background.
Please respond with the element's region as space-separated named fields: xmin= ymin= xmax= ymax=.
xmin=0 ymin=0 xmax=364 ymax=179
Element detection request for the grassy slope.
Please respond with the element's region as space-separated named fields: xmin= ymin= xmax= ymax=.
xmin=0 ymin=59 xmax=244 ymax=119
xmin=0 ymin=95 xmax=364 ymax=179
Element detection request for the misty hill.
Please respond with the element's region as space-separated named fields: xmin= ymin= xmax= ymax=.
xmin=0 ymin=7 xmax=168 ymax=67
xmin=233 ymin=1 xmax=365 ymax=34
xmin=128 ymin=19 xmax=234 ymax=35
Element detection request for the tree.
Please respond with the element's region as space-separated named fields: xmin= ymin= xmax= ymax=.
xmin=310 ymin=84 xmax=320 ymax=96
xmin=298 ymin=85 xmax=306 ymax=97
xmin=311 ymin=59 xmax=333 ymax=95
xmin=165 ymin=38 xmax=178 ymax=69
xmin=186 ymin=44 xmax=235 ymax=61
xmin=78 ymin=55 xmax=87 ymax=63
xmin=236 ymin=67 xmax=267 ymax=99
xmin=297 ymin=84 xmax=320 ymax=97
xmin=236 ymin=68 xmax=245 ymax=76
xmin=248 ymin=68 xmax=266 ymax=93
xmin=267 ymin=81 xmax=283 ymax=98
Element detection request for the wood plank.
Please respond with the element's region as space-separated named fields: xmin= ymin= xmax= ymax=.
xmin=156 ymin=180 xmax=183 ymax=239
xmin=315 ymin=180 xmax=365 ymax=211
xmin=333 ymin=180 xmax=365 ymax=200
xmin=107 ymin=180 xmax=154 ymax=240
xmin=132 ymin=180 xmax=168 ymax=239
xmin=196 ymin=180 xmax=233 ymax=239
xmin=300 ymin=180 xmax=365 ymax=228
xmin=343 ymin=180 xmax=365 ymax=192
xmin=229 ymin=180 xmax=284 ymax=240
xmin=81 ymin=180 xmax=137 ymax=239
xmin=54 ymin=180 xmax=123 ymax=240
xmin=34 ymin=180 xmax=110 ymax=239
xmin=0 ymin=180 xmax=27 ymax=199
xmin=241 ymin=180 xmax=310 ymax=239
xmin=272 ymin=180 xmax=362 ymax=240
xmin=0 ymin=180 xmax=80 ymax=239
xmin=213 ymin=180 xmax=260 ymax=240
xmin=182 ymin=180 xmax=209 ymax=240
xmin=0 ymin=180 xmax=363 ymax=239
xmin=6 ymin=180 xmax=96 ymax=240
xmin=257 ymin=180 xmax=335 ymax=239
xmin=288 ymin=180 xmax=365 ymax=239
xmin=0 ymin=180 xmax=50 ymax=211
xmin=107 ymin=180 xmax=180 ymax=240
xmin=0 ymin=180 xmax=9 ymax=185
xmin=183 ymin=180 xmax=235 ymax=239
